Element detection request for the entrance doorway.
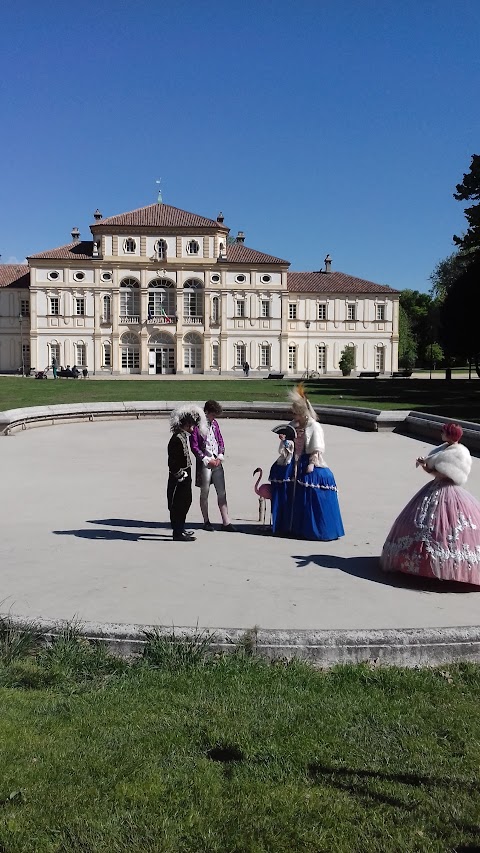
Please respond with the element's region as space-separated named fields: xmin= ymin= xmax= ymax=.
xmin=149 ymin=346 xmax=175 ymax=375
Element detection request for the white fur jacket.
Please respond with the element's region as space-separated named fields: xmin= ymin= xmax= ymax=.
xmin=276 ymin=417 xmax=326 ymax=466
xmin=425 ymin=441 xmax=472 ymax=486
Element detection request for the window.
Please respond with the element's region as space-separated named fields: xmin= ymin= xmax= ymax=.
xmin=50 ymin=297 xmax=60 ymax=315
xmin=183 ymin=332 xmax=202 ymax=370
xmin=261 ymin=300 xmax=270 ymax=318
xmin=260 ymin=274 xmax=271 ymax=283
xmin=120 ymin=278 xmax=140 ymax=317
xmin=20 ymin=299 xmax=30 ymax=317
xmin=75 ymin=344 xmax=86 ymax=367
xmin=123 ymin=238 xmax=136 ymax=253
xmin=235 ymin=274 xmax=246 ymax=283
xmin=317 ymin=303 xmax=327 ymax=321
xmin=235 ymin=343 xmax=246 ymax=367
xmin=183 ymin=281 xmax=203 ymax=319
xmin=21 ymin=343 xmax=30 ymax=370
xmin=288 ymin=303 xmax=297 ymax=320
xmin=187 ymin=240 xmax=199 ymax=255
xmin=288 ymin=345 xmax=297 ymax=371
xmin=121 ymin=333 xmax=140 ymax=370
xmin=148 ymin=279 xmax=175 ymax=320
xmin=101 ymin=271 xmax=112 ymax=282
xmin=211 ymin=274 xmax=220 ymax=283
xmin=103 ymin=295 xmax=111 ymax=322
xmin=49 ymin=343 xmax=60 ymax=365
xmin=260 ymin=345 xmax=271 ymax=368
xmin=211 ymin=342 xmax=219 ymax=368
xmin=73 ymin=271 xmax=85 ymax=282
xmin=211 ymin=297 xmax=220 ymax=324
xmin=375 ymin=345 xmax=385 ymax=372
xmin=317 ymin=345 xmax=326 ymax=371
xmin=376 ymin=304 xmax=385 ymax=321
xmin=75 ymin=297 xmax=85 ymax=316
xmin=236 ymin=300 xmax=245 ymax=318
xmin=154 ymin=239 xmax=167 ymax=259
xmin=347 ymin=303 xmax=356 ymax=321
xmin=103 ymin=342 xmax=111 ymax=367
xmin=48 ymin=271 xmax=59 ymax=281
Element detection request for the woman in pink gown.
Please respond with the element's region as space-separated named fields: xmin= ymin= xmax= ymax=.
xmin=381 ymin=423 xmax=480 ymax=584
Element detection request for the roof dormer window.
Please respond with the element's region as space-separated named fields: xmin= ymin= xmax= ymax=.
xmin=123 ymin=237 xmax=136 ymax=254
xmin=187 ymin=240 xmax=199 ymax=255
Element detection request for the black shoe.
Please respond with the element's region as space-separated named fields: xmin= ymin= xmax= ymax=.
xmin=173 ymin=531 xmax=196 ymax=542
xmin=221 ymin=524 xmax=237 ymax=532
xmin=203 ymin=522 xmax=215 ymax=532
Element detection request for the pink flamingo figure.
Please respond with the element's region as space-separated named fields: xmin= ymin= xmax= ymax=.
xmin=253 ymin=468 xmax=271 ymax=523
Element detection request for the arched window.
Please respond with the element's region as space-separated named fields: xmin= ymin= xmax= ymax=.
xmin=102 ymin=341 xmax=111 ymax=368
xmin=154 ymin=239 xmax=167 ymax=260
xmin=259 ymin=342 xmax=271 ymax=369
xmin=235 ymin=341 xmax=246 ymax=368
xmin=375 ymin=343 xmax=385 ymax=373
xmin=121 ymin=332 xmax=140 ymax=372
xmin=102 ymin=295 xmax=111 ymax=323
xmin=149 ymin=331 xmax=174 ymax=345
xmin=183 ymin=279 xmax=203 ymax=322
xmin=120 ymin=278 xmax=140 ymax=317
xmin=123 ymin=237 xmax=136 ymax=254
xmin=49 ymin=341 xmax=60 ymax=366
xmin=211 ymin=296 xmax=220 ymax=325
xmin=187 ymin=240 xmax=199 ymax=255
xmin=148 ymin=278 xmax=175 ymax=321
xmin=183 ymin=332 xmax=202 ymax=372
xmin=75 ymin=341 xmax=86 ymax=367
xmin=317 ymin=344 xmax=326 ymax=372
xmin=288 ymin=343 xmax=297 ymax=371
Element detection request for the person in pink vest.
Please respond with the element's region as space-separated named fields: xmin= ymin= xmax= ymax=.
xmin=190 ymin=400 xmax=236 ymax=532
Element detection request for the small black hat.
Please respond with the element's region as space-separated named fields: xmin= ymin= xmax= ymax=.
xmin=272 ymin=424 xmax=296 ymax=441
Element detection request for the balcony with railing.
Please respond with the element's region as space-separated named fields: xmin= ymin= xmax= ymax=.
xmin=147 ymin=315 xmax=177 ymax=325
xmin=183 ymin=316 xmax=204 ymax=325
xmin=119 ymin=316 xmax=140 ymax=324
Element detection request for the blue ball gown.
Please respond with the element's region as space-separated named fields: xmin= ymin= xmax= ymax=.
xmin=269 ymin=433 xmax=344 ymax=541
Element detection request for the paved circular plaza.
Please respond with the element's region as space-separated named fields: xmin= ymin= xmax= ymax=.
xmin=1 ymin=416 xmax=480 ymax=633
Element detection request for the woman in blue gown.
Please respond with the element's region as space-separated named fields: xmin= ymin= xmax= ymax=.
xmin=269 ymin=384 xmax=344 ymax=541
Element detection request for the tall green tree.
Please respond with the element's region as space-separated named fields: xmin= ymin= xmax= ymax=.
xmin=398 ymin=304 xmax=417 ymax=368
xmin=429 ymin=251 xmax=472 ymax=301
xmin=453 ymin=154 xmax=480 ymax=252
xmin=399 ymin=290 xmax=441 ymax=366
xmin=440 ymin=254 xmax=480 ymax=375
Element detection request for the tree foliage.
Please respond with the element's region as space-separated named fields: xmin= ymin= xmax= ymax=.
xmin=453 ymin=154 xmax=480 ymax=252
xmin=440 ymin=255 xmax=480 ymax=375
xmin=429 ymin=251 xmax=473 ymax=301
xmin=399 ymin=290 xmax=441 ymax=367
xmin=398 ymin=305 xmax=417 ymax=368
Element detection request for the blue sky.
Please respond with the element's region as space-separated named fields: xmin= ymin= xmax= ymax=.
xmin=1 ymin=0 xmax=479 ymax=292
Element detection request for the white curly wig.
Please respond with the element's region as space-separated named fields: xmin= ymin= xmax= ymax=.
xmin=169 ymin=403 xmax=208 ymax=435
xmin=288 ymin=383 xmax=318 ymax=421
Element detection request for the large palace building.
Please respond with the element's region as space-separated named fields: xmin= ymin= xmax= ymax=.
xmin=0 ymin=201 xmax=399 ymax=376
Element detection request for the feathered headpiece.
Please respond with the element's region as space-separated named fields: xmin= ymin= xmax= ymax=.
xmin=288 ymin=383 xmax=318 ymax=421
xmin=170 ymin=403 xmax=208 ymax=435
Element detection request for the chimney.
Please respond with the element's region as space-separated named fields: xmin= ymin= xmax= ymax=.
xmin=324 ymin=254 xmax=332 ymax=273
xmin=216 ymin=211 xmax=224 ymax=224
xmin=236 ymin=230 xmax=245 ymax=244
xmin=71 ymin=227 xmax=80 ymax=242
xmin=93 ymin=209 xmax=103 ymax=221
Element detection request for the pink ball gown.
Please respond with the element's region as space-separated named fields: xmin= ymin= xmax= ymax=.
xmin=381 ymin=441 xmax=480 ymax=585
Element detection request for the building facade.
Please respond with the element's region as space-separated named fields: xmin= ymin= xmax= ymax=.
xmin=0 ymin=202 xmax=399 ymax=376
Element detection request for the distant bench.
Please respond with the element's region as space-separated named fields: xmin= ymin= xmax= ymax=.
xmin=266 ymin=373 xmax=284 ymax=380
xmin=391 ymin=370 xmax=412 ymax=378
xmin=358 ymin=372 xmax=380 ymax=379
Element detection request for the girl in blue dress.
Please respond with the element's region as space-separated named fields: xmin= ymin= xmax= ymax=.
xmin=269 ymin=384 xmax=345 ymax=541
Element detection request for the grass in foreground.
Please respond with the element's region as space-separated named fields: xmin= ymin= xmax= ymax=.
xmin=0 ymin=624 xmax=479 ymax=852
xmin=2 ymin=376 xmax=480 ymax=422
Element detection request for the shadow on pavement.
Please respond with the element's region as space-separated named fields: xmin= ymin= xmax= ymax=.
xmin=53 ymin=529 xmax=171 ymax=541
xmin=293 ymin=553 xmax=480 ymax=593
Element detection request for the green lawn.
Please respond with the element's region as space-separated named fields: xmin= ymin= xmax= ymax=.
xmin=2 ymin=376 xmax=480 ymax=422
xmin=0 ymin=629 xmax=479 ymax=852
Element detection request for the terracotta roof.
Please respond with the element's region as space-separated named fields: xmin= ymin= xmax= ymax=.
xmin=28 ymin=241 xmax=94 ymax=261
xmin=91 ymin=203 xmax=228 ymax=230
xmin=287 ymin=270 xmax=398 ymax=294
xmin=0 ymin=264 xmax=30 ymax=289
xmin=225 ymin=243 xmax=289 ymax=265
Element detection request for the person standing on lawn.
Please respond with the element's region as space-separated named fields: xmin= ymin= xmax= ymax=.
xmin=190 ymin=400 xmax=236 ymax=532
xmin=167 ymin=404 xmax=207 ymax=542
